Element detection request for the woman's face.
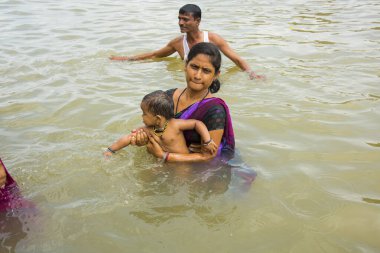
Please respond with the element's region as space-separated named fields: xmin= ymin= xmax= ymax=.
xmin=185 ymin=54 xmax=219 ymax=92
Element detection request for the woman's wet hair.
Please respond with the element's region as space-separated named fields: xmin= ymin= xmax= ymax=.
xmin=179 ymin=4 xmax=201 ymax=20
xmin=186 ymin=42 xmax=222 ymax=93
xmin=141 ymin=90 xmax=174 ymax=119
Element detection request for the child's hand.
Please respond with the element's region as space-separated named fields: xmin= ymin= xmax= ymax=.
xmin=103 ymin=148 xmax=115 ymax=159
xmin=103 ymin=150 xmax=113 ymax=159
xmin=201 ymin=139 xmax=218 ymax=155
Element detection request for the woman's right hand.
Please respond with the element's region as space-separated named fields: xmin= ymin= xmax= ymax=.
xmin=130 ymin=129 xmax=149 ymax=146
xmin=201 ymin=140 xmax=218 ymax=155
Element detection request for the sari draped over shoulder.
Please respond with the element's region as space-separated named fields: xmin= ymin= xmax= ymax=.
xmin=177 ymin=97 xmax=235 ymax=161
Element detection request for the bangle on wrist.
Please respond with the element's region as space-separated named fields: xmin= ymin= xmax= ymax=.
xmin=162 ymin=152 xmax=169 ymax=162
xmin=202 ymin=139 xmax=213 ymax=146
xmin=107 ymin=147 xmax=116 ymax=153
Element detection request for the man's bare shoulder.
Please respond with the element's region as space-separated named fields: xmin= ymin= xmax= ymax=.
xmin=168 ymin=35 xmax=184 ymax=46
xmin=208 ymin=31 xmax=226 ymax=45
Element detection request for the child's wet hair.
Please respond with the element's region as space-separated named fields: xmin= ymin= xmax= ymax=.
xmin=141 ymin=90 xmax=174 ymax=119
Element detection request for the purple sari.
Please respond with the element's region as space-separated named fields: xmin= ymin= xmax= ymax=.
xmin=0 ymin=158 xmax=34 ymax=211
xmin=177 ymin=97 xmax=235 ymax=161
xmin=1 ymin=158 xmax=37 ymax=252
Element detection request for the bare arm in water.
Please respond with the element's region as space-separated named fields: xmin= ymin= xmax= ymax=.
xmin=147 ymin=129 xmax=224 ymax=163
xmin=109 ymin=37 xmax=180 ymax=61
xmin=104 ymin=127 xmax=147 ymax=157
xmin=174 ymin=119 xmax=218 ymax=155
xmin=209 ymin=32 xmax=265 ymax=80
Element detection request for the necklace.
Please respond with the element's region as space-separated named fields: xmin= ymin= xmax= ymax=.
xmin=175 ymin=88 xmax=210 ymax=115
xmin=153 ymin=120 xmax=168 ymax=137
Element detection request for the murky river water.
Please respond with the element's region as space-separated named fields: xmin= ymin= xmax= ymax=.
xmin=1 ymin=0 xmax=380 ymax=252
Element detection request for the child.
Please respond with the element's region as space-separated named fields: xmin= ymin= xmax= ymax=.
xmin=104 ymin=90 xmax=217 ymax=161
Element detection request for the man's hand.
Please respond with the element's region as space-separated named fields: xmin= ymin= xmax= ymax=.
xmin=109 ymin=55 xmax=129 ymax=61
xmin=247 ymin=70 xmax=266 ymax=80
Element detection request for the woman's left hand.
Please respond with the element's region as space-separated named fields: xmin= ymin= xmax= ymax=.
xmin=201 ymin=140 xmax=218 ymax=155
xmin=146 ymin=135 xmax=164 ymax=158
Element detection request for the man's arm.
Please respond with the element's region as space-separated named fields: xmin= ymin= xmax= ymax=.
xmin=210 ymin=33 xmax=264 ymax=80
xmin=110 ymin=38 xmax=179 ymax=61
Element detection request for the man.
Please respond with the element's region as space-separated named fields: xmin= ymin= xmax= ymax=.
xmin=110 ymin=4 xmax=264 ymax=79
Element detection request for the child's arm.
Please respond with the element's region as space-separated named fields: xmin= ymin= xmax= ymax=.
xmin=176 ymin=119 xmax=218 ymax=155
xmin=104 ymin=134 xmax=133 ymax=158
xmin=104 ymin=127 xmax=150 ymax=157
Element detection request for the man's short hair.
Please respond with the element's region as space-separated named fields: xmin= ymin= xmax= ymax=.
xmin=179 ymin=4 xmax=201 ymax=20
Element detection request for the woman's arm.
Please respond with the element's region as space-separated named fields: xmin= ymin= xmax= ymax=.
xmin=147 ymin=129 xmax=224 ymax=162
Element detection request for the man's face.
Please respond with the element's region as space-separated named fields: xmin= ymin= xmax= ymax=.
xmin=178 ymin=13 xmax=200 ymax=33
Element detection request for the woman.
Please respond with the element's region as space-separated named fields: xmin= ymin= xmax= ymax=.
xmin=0 ymin=158 xmax=19 ymax=210
xmin=1 ymin=158 xmax=38 ymax=253
xmin=133 ymin=42 xmax=235 ymax=162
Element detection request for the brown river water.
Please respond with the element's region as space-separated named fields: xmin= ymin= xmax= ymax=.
xmin=1 ymin=0 xmax=380 ymax=252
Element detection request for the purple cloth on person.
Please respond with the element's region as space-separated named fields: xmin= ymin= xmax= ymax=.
xmin=0 ymin=158 xmax=34 ymax=211
xmin=178 ymin=97 xmax=235 ymax=161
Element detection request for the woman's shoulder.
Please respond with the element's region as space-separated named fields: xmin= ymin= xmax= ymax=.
xmin=165 ymin=88 xmax=179 ymax=99
xmin=203 ymin=97 xmax=229 ymax=110
xmin=204 ymin=99 xmax=227 ymax=115
xmin=165 ymin=88 xmax=176 ymax=96
xmin=166 ymin=88 xmax=187 ymax=101
xmin=194 ymin=97 xmax=228 ymax=122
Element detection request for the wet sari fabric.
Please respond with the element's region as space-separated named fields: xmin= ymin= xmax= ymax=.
xmin=176 ymin=97 xmax=235 ymax=161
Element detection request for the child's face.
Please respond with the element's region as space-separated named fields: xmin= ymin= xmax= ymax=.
xmin=140 ymin=103 xmax=156 ymax=127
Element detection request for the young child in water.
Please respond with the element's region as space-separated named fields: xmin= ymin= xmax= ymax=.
xmin=104 ymin=90 xmax=217 ymax=161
